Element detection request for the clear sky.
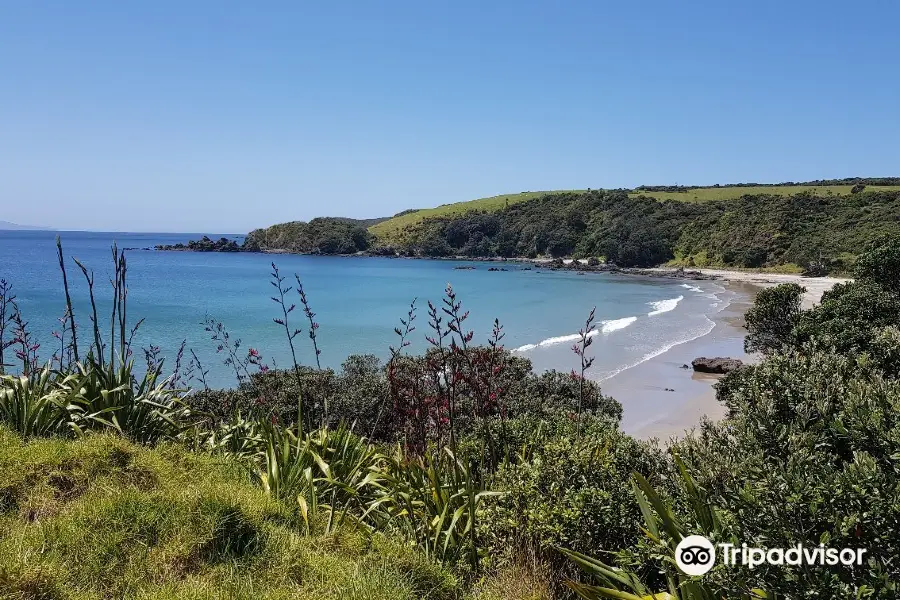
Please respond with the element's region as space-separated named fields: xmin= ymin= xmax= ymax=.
xmin=1 ymin=1 xmax=898 ymax=233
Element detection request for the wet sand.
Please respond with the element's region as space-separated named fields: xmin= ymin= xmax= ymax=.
xmin=600 ymin=281 xmax=761 ymax=441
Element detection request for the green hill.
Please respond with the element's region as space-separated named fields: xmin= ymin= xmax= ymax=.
xmin=629 ymin=184 xmax=900 ymax=203
xmin=369 ymin=191 xmax=584 ymax=245
xmin=232 ymin=178 xmax=900 ymax=267
xmin=371 ymin=187 xmax=900 ymax=272
xmin=367 ymin=183 xmax=900 ymax=246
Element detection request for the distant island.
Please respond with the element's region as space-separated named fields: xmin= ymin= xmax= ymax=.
xmin=155 ymin=177 xmax=900 ymax=275
xmin=0 ymin=220 xmax=52 ymax=231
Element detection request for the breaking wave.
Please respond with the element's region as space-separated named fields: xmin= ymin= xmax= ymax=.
xmin=647 ymin=295 xmax=684 ymax=316
xmin=680 ymin=283 xmax=703 ymax=293
xmin=513 ymin=316 xmax=638 ymax=352
xmin=596 ymin=315 xmax=717 ymax=381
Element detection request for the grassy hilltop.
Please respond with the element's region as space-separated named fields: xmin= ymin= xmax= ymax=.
xmin=178 ymin=177 xmax=900 ymax=274
xmin=368 ymin=191 xmax=584 ymax=243
xmin=368 ymin=181 xmax=900 ymax=247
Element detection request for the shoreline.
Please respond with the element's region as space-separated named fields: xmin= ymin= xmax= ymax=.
xmin=637 ymin=266 xmax=847 ymax=309
xmin=605 ymin=270 xmax=841 ymax=442
xmin=605 ymin=280 xmax=759 ymax=441
xmin=154 ymin=246 xmax=850 ymax=304
xmin=145 ymin=245 xmax=843 ymax=438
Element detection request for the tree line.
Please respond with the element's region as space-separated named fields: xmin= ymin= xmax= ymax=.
xmin=392 ymin=188 xmax=900 ymax=271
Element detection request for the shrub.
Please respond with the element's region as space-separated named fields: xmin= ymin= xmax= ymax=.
xmin=676 ymin=349 xmax=900 ymax=597
xmin=481 ymin=417 xmax=671 ymax=585
xmin=792 ymin=281 xmax=900 ymax=370
xmin=742 ymin=283 xmax=804 ymax=355
xmin=854 ymin=238 xmax=900 ymax=291
xmin=504 ymin=369 xmax=622 ymax=424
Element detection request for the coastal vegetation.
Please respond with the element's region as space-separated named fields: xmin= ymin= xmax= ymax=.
xmin=242 ymin=217 xmax=381 ymax=254
xmin=367 ymin=191 xmax=585 ymax=244
xmin=155 ymin=235 xmax=241 ymax=252
xmin=1 ymin=237 xmax=899 ymax=598
xmin=368 ymin=177 xmax=900 ymax=249
xmin=384 ymin=187 xmax=900 ymax=271
xmin=164 ymin=179 xmax=900 ymax=275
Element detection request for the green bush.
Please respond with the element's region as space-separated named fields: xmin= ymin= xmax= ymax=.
xmin=481 ymin=417 xmax=671 ymax=583
xmin=676 ymin=349 xmax=900 ymax=597
xmin=743 ymin=283 xmax=804 ymax=355
xmin=792 ymin=281 xmax=900 ymax=372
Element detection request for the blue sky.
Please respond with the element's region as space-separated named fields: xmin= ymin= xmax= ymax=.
xmin=1 ymin=1 xmax=898 ymax=232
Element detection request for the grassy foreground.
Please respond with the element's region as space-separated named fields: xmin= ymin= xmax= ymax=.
xmin=0 ymin=429 xmax=462 ymax=600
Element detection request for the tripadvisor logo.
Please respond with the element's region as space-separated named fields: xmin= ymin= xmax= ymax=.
xmin=676 ymin=535 xmax=716 ymax=576
xmin=675 ymin=535 xmax=867 ymax=576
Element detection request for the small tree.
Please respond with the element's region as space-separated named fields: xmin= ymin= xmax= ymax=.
xmin=743 ymin=283 xmax=805 ymax=354
xmin=854 ymin=239 xmax=900 ymax=292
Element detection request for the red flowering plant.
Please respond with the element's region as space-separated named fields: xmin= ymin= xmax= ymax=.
xmin=383 ymin=284 xmax=511 ymax=466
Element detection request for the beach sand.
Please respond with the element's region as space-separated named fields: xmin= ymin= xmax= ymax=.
xmin=526 ymin=263 xmax=845 ymax=441
xmin=603 ymin=281 xmax=757 ymax=441
xmin=638 ymin=267 xmax=847 ymax=309
xmin=603 ymin=269 xmax=844 ymax=441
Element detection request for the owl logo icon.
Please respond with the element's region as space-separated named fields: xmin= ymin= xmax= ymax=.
xmin=676 ymin=535 xmax=716 ymax=576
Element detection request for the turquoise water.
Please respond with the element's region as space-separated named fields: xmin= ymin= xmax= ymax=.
xmin=0 ymin=231 xmax=728 ymax=388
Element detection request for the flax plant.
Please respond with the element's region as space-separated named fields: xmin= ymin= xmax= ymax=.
xmin=0 ymin=279 xmax=14 ymax=375
xmin=270 ymin=262 xmax=306 ymax=434
xmin=558 ymin=457 xmax=771 ymax=600
xmin=374 ymin=297 xmax=417 ymax=439
xmin=572 ymin=306 xmax=597 ymax=437
xmin=56 ymin=237 xmax=79 ymax=362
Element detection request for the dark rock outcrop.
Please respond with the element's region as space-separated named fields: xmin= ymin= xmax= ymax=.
xmin=691 ymin=356 xmax=744 ymax=374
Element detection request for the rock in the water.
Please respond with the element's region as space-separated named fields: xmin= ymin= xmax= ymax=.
xmin=691 ymin=357 xmax=744 ymax=374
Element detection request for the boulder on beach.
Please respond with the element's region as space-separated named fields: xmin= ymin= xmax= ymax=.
xmin=691 ymin=356 xmax=744 ymax=374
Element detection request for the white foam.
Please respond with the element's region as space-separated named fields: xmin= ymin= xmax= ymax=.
xmin=647 ymin=295 xmax=684 ymax=316
xmin=597 ymin=315 xmax=717 ymax=381
xmin=680 ymin=283 xmax=703 ymax=293
xmin=512 ymin=316 xmax=638 ymax=352
xmin=601 ymin=316 xmax=638 ymax=333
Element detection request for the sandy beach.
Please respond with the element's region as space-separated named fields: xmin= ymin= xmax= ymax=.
xmin=640 ymin=267 xmax=848 ymax=309
xmin=601 ymin=269 xmax=846 ymax=441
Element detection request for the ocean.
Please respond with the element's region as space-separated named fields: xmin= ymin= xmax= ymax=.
xmin=0 ymin=230 xmax=732 ymax=390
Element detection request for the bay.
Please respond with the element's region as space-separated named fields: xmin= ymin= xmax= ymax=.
xmin=0 ymin=230 xmax=728 ymax=389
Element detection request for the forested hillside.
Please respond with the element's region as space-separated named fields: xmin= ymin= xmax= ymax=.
xmin=190 ymin=179 xmax=900 ymax=273
xmin=388 ymin=188 xmax=900 ymax=271
xmin=369 ymin=178 xmax=900 ymax=244
xmin=243 ymin=217 xmax=379 ymax=254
